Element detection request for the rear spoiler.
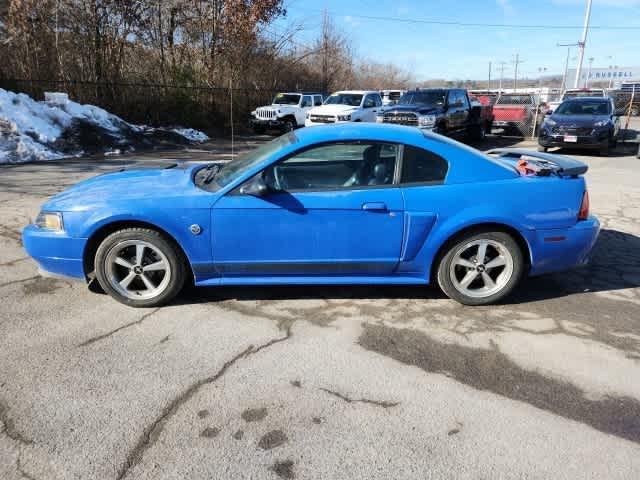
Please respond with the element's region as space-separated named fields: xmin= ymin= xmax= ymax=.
xmin=486 ymin=148 xmax=588 ymax=177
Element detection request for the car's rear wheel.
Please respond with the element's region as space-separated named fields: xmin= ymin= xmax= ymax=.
xmin=95 ymin=228 xmax=186 ymax=307
xmin=436 ymin=231 xmax=524 ymax=306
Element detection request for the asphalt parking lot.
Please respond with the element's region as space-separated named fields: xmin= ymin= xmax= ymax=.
xmin=1 ymin=124 xmax=640 ymax=479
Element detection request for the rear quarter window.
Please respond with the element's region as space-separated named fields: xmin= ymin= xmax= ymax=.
xmin=401 ymin=145 xmax=448 ymax=185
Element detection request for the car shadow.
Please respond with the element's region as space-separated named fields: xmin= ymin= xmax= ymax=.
xmin=177 ymin=228 xmax=639 ymax=306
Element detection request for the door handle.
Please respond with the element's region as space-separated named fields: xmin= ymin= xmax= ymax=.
xmin=362 ymin=202 xmax=388 ymax=211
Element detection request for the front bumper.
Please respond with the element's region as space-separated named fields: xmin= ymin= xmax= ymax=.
xmin=22 ymin=224 xmax=87 ymax=279
xmin=251 ymin=118 xmax=287 ymax=129
xmin=529 ymin=216 xmax=600 ymax=276
xmin=538 ymin=128 xmax=609 ymax=149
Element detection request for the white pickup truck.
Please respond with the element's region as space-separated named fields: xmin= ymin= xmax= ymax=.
xmin=251 ymin=92 xmax=324 ymax=134
xmin=304 ymin=90 xmax=382 ymax=126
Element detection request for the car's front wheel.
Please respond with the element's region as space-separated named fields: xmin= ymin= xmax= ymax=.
xmin=95 ymin=228 xmax=187 ymax=307
xmin=436 ymin=231 xmax=524 ymax=305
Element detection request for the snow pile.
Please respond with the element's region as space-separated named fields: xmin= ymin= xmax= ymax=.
xmin=172 ymin=128 xmax=210 ymax=143
xmin=0 ymin=88 xmax=209 ymax=163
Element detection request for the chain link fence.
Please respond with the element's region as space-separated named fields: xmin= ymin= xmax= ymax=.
xmin=0 ymin=78 xmax=322 ymax=132
xmin=491 ymin=92 xmax=546 ymax=139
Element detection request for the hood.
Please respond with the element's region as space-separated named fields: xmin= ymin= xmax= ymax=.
xmin=309 ymin=104 xmax=358 ymax=116
xmin=384 ymin=105 xmax=445 ymax=115
xmin=42 ymin=164 xmax=199 ymax=212
xmin=549 ymin=114 xmax=610 ymax=126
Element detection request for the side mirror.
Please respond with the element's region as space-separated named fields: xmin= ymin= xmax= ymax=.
xmin=239 ymin=174 xmax=269 ymax=196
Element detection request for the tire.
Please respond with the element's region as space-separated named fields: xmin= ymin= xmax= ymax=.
xmin=537 ymin=146 xmax=548 ymax=152
xmin=282 ymin=119 xmax=295 ymax=133
xmin=436 ymin=230 xmax=524 ymax=306
xmin=631 ymin=105 xmax=639 ymax=117
xmin=599 ymin=143 xmax=610 ymax=157
xmin=94 ymin=227 xmax=187 ymax=308
xmin=469 ymin=123 xmax=486 ymax=142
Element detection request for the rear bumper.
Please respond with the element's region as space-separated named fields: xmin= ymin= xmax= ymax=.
xmin=529 ymin=216 xmax=600 ymax=276
xmin=22 ymin=224 xmax=87 ymax=279
xmin=494 ymin=120 xmax=528 ymax=127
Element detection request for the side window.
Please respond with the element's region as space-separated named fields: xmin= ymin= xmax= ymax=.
xmin=375 ymin=94 xmax=383 ymax=107
xmin=447 ymin=90 xmax=456 ymax=106
xmin=265 ymin=143 xmax=399 ymax=191
xmin=363 ymin=95 xmax=376 ymax=108
xmin=400 ymin=145 xmax=448 ymax=185
xmin=301 ymin=95 xmax=312 ymax=107
xmin=314 ymin=95 xmax=323 ymax=106
xmin=459 ymin=91 xmax=469 ymax=108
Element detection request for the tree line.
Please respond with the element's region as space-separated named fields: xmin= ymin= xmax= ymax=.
xmin=0 ymin=1 xmax=414 ymax=131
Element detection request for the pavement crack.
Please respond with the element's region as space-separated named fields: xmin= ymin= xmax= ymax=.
xmin=0 ymin=276 xmax=39 ymax=289
xmin=0 ymin=399 xmax=34 ymax=446
xmin=115 ymin=326 xmax=293 ymax=480
xmin=319 ymin=388 xmax=399 ymax=409
xmin=78 ymin=308 xmax=161 ymax=347
xmin=0 ymin=256 xmax=29 ymax=267
xmin=17 ymin=454 xmax=37 ymax=480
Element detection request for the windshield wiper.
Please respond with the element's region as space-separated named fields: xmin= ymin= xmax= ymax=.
xmin=202 ymin=164 xmax=221 ymax=185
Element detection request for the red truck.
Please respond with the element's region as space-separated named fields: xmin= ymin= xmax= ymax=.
xmin=493 ymin=94 xmax=544 ymax=136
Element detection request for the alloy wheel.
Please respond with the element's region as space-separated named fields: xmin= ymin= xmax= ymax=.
xmin=448 ymin=239 xmax=514 ymax=299
xmin=104 ymin=240 xmax=172 ymax=300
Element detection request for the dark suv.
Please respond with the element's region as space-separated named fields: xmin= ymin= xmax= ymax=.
xmin=378 ymin=88 xmax=492 ymax=140
xmin=538 ymin=97 xmax=620 ymax=156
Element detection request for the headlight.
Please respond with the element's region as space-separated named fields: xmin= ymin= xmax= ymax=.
xmin=376 ymin=114 xmax=384 ymax=123
xmin=306 ymin=113 xmax=310 ymax=119
xmin=593 ymin=120 xmax=608 ymax=127
xmin=544 ymin=118 xmax=557 ymax=126
xmin=337 ymin=114 xmax=352 ymax=121
xmin=418 ymin=115 xmax=436 ymax=127
xmin=35 ymin=212 xmax=64 ymax=231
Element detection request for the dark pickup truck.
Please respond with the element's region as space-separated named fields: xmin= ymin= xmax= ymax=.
xmin=377 ymin=88 xmax=493 ymax=141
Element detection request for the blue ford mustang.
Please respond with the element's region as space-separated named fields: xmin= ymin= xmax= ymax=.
xmin=23 ymin=123 xmax=599 ymax=307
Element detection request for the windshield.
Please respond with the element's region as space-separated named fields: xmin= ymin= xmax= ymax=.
xmin=555 ymin=100 xmax=611 ymax=115
xmin=196 ymin=133 xmax=297 ymax=191
xmin=496 ymin=95 xmax=533 ymax=105
xmin=398 ymin=91 xmax=446 ymax=106
xmin=272 ymin=93 xmax=300 ymax=105
xmin=325 ymin=93 xmax=363 ymax=106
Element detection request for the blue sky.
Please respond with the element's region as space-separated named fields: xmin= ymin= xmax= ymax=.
xmin=271 ymin=0 xmax=640 ymax=80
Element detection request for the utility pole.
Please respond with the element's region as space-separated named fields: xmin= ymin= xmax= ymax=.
xmin=512 ymin=54 xmax=524 ymax=90
xmin=488 ymin=61 xmax=492 ymax=90
xmin=498 ymin=61 xmax=507 ymax=93
xmin=574 ymin=0 xmax=593 ymax=88
xmin=585 ymin=57 xmax=594 ymax=87
xmin=557 ymin=43 xmax=579 ymax=93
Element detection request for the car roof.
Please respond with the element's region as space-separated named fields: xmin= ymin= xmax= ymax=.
xmin=292 ymin=122 xmax=426 ymax=144
xmin=563 ymin=96 xmax=609 ymax=101
xmin=332 ymin=90 xmax=379 ymax=95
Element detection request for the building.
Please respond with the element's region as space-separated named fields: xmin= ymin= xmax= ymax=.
xmin=567 ymin=67 xmax=640 ymax=88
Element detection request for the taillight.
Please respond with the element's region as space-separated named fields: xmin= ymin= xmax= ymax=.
xmin=578 ymin=191 xmax=590 ymax=220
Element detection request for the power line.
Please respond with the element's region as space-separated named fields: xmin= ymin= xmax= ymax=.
xmin=294 ymin=7 xmax=640 ymax=31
